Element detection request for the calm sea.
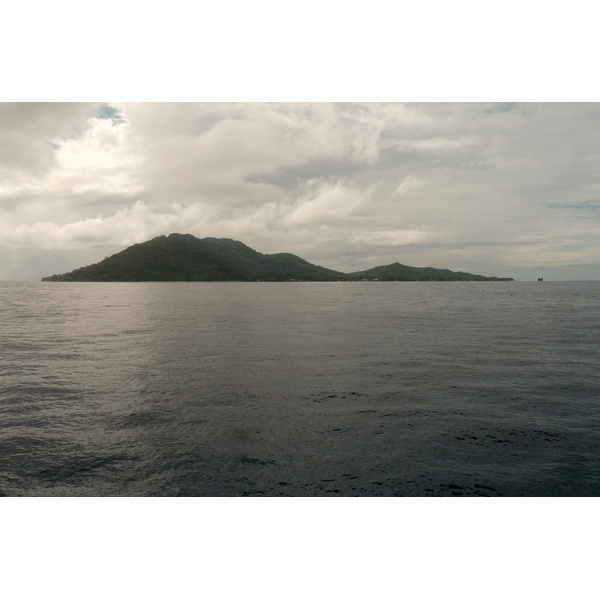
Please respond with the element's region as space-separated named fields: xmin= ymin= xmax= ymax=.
xmin=1 ymin=280 xmax=599 ymax=496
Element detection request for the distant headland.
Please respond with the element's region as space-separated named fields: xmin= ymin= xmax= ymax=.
xmin=42 ymin=233 xmax=514 ymax=282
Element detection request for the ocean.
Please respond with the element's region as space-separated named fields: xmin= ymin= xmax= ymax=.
xmin=1 ymin=280 xmax=599 ymax=496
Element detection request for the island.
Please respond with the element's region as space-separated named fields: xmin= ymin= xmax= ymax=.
xmin=42 ymin=233 xmax=514 ymax=282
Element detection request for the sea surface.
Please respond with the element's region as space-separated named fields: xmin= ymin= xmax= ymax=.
xmin=1 ymin=280 xmax=599 ymax=496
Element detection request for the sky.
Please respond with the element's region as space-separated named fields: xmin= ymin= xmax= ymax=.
xmin=1 ymin=102 xmax=599 ymax=281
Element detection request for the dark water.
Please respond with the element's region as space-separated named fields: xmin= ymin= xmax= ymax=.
xmin=1 ymin=280 xmax=599 ymax=496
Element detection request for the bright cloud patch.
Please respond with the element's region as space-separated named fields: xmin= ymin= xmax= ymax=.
xmin=391 ymin=136 xmax=481 ymax=153
xmin=283 ymin=178 xmax=371 ymax=226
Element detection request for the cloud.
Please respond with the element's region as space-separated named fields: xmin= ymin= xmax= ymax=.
xmin=0 ymin=103 xmax=100 ymax=181
xmin=390 ymin=135 xmax=481 ymax=154
xmin=394 ymin=176 xmax=423 ymax=196
xmin=282 ymin=178 xmax=372 ymax=227
xmin=350 ymin=229 xmax=429 ymax=247
xmin=0 ymin=200 xmax=222 ymax=250
xmin=1 ymin=102 xmax=600 ymax=280
xmin=115 ymin=103 xmax=390 ymax=208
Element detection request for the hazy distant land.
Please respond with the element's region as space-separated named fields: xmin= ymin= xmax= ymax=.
xmin=42 ymin=233 xmax=514 ymax=282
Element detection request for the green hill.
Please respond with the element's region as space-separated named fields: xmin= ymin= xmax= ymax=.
xmin=349 ymin=262 xmax=513 ymax=281
xmin=41 ymin=233 xmax=513 ymax=282
xmin=41 ymin=234 xmax=346 ymax=282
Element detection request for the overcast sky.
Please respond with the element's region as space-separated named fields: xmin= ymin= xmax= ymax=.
xmin=1 ymin=102 xmax=599 ymax=281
